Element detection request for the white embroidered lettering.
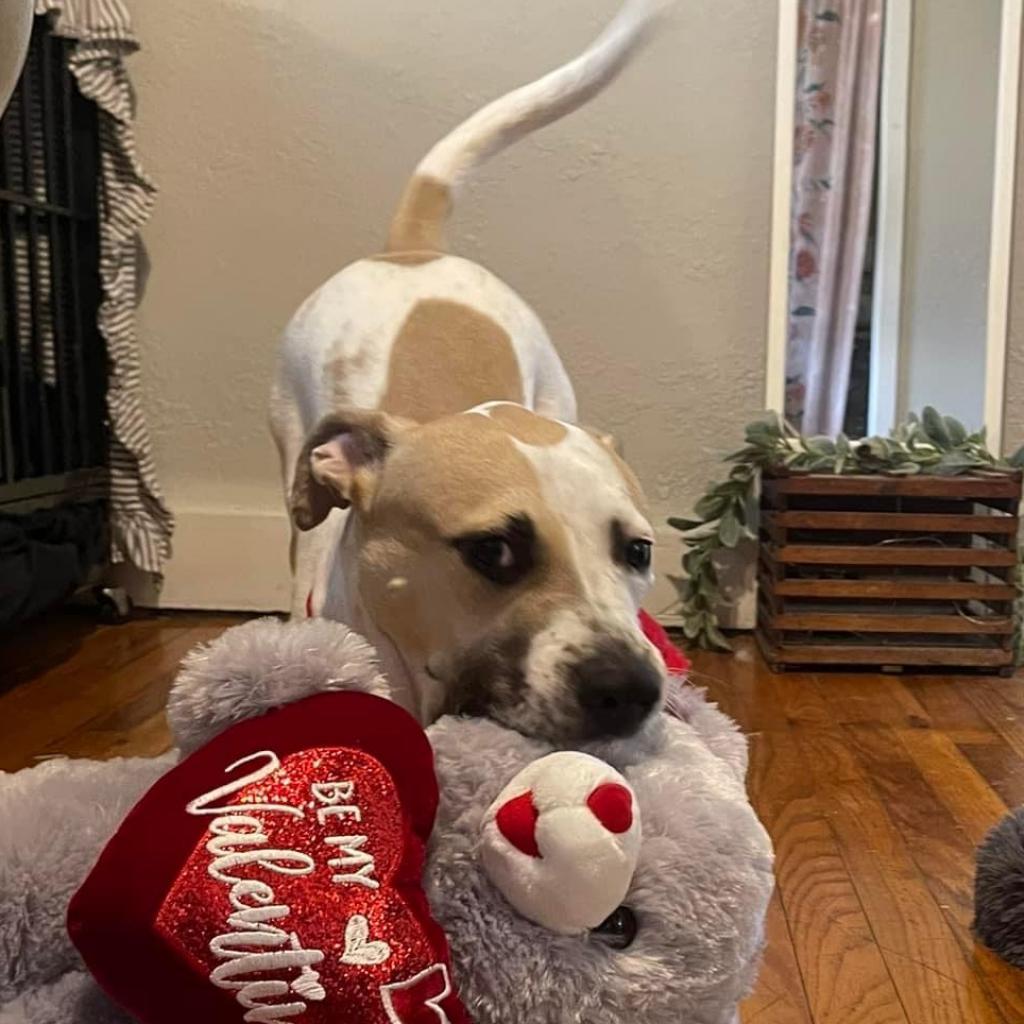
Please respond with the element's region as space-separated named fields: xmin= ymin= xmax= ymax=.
xmin=187 ymin=751 xmax=304 ymax=819
xmin=209 ymin=936 xmax=326 ymax=1023
xmin=311 ymin=781 xmax=354 ymax=804
xmin=217 ymin=899 xmax=290 ymax=947
xmin=326 ymin=835 xmax=379 ymax=889
xmin=187 ymin=750 xmax=326 ymax=1022
xmin=208 ymin=848 xmax=316 ymax=886
xmin=316 ymin=804 xmax=362 ymax=826
xmin=229 ymin=879 xmax=275 ymax=910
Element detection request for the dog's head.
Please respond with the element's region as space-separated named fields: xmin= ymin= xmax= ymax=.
xmin=291 ymin=402 xmax=662 ymax=742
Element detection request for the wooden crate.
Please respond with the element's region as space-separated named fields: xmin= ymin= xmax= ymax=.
xmin=756 ymin=471 xmax=1021 ymax=674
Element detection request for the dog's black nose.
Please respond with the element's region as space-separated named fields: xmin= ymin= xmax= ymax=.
xmin=572 ymin=643 xmax=662 ymax=738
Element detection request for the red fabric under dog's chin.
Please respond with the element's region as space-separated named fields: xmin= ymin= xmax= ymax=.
xmin=638 ymin=609 xmax=690 ymax=677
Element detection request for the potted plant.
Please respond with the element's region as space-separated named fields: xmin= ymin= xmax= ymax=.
xmin=669 ymin=409 xmax=1024 ymax=671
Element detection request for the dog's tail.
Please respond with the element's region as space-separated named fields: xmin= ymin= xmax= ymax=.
xmin=386 ymin=0 xmax=670 ymax=254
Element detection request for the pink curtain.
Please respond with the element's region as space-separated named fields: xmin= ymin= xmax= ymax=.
xmin=785 ymin=0 xmax=884 ymax=435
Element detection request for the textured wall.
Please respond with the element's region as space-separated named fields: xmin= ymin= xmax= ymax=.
xmin=130 ymin=0 xmax=776 ymax=612
xmin=0 ymin=0 xmax=32 ymax=115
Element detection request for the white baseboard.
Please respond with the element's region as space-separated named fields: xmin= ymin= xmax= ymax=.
xmin=129 ymin=508 xmax=291 ymax=612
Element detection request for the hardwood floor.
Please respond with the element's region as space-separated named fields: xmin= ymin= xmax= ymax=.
xmin=695 ymin=643 xmax=1024 ymax=1024
xmin=0 ymin=610 xmax=247 ymax=771
xmin=2 ymin=613 xmax=1023 ymax=1021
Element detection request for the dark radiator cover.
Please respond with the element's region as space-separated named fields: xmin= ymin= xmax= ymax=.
xmin=0 ymin=16 xmax=107 ymax=626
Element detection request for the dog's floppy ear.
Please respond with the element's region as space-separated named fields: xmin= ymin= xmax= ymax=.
xmin=291 ymin=410 xmax=414 ymax=530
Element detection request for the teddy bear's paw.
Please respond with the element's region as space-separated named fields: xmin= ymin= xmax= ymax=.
xmin=479 ymin=751 xmax=641 ymax=936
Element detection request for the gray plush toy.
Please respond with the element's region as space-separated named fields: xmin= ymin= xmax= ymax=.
xmin=0 ymin=618 xmax=773 ymax=1024
xmin=975 ymin=807 xmax=1024 ymax=969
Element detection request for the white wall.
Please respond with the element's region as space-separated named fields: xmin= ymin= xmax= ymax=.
xmin=129 ymin=0 xmax=776 ymax=615
xmin=898 ymin=0 xmax=1001 ymax=429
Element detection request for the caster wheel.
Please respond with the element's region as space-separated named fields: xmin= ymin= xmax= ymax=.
xmin=95 ymin=586 xmax=133 ymax=623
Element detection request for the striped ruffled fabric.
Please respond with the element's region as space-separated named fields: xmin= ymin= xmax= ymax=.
xmin=36 ymin=0 xmax=173 ymax=574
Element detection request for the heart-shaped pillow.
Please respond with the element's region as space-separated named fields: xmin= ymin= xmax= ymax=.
xmin=68 ymin=691 xmax=471 ymax=1024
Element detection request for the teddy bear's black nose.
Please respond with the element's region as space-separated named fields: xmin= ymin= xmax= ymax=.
xmin=572 ymin=642 xmax=662 ymax=738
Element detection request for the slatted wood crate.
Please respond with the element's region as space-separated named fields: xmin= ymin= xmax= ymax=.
xmin=756 ymin=471 xmax=1021 ymax=674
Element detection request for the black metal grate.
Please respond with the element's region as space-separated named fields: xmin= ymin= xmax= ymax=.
xmin=0 ymin=16 xmax=105 ymax=499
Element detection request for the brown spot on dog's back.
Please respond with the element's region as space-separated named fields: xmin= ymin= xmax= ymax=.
xmin=381 ymin=300 xmax=524 ymax=423
xmin=387 ymin=175 xmax=452 ymax=253
xmin=369 ymin=251 xmax=442 ymax=266
xmin=487 ymin=403 xmax=568 ymax=447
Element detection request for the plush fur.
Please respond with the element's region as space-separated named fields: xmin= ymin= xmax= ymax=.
xmin=0 ymin=619 xmax=772 ymax=1024
xmin=974 ymin=806 xmax=1024 ymax=968
xmin=167 ymin=617 xmax=389 ymax=755
xmin=0 ymin=755 xmax=174 ymax=1006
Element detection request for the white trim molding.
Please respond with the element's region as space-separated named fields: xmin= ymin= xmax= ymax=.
xmin=765 ymin=0 xmax=799 ymax=414
xmin=867 ymin=0 xmax=912 ymax=437
xmin=986 ymin=0 xmax=1023 ymax=455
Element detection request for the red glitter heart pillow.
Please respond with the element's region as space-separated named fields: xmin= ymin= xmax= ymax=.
xmin=68 ymin=691 xmax=472 ymax=1024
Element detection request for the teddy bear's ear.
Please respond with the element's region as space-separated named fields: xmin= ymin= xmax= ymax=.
xmin=479 ymin=751 xmax=641 ymax=936
xmin=166 ymin=618 xmax=391 ymax=754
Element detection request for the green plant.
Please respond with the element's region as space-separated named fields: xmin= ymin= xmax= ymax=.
xmin=669 ymin=409 xmax=1024 ymax=653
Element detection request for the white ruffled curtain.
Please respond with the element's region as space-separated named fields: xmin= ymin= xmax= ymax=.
xmin=785 ymin=0 xmax=883 ymax=436
xmin=36 ymin=0 xmax=173 ymax=572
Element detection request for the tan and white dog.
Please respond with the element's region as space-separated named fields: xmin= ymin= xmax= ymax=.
xmin=270 ymin=0 xmax=669 ymax=741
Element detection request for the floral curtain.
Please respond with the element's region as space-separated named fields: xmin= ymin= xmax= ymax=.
xmin=785 ymin=0 xmax=883 ymax=436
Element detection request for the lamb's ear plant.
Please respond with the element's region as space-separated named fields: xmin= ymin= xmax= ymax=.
xmin=669 ymin=409 xmax=1024 ymax=656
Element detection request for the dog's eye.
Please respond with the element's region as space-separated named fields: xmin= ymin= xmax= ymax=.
xmin=624 ymin=539 xmax=652 ymax=572
xmin=454 ymin=517 xmax=535 ymax=586
xmin=459 ymin=537 xmax=524 ymax=584
xmin=589 ymin=906 xmax=638 ymax=950
xmin=468 ymin=537 xmax=513 ymax=572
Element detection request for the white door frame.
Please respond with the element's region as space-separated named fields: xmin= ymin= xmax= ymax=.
xmin=986 ymin=0 xmax=1022 ymax=455
xmin=866 ymin=0 xmax=911 ymax=437
xmin=764 ymin=0 xmax=798 ymax=418
xmin=764 ymin=0 xmax=1022 ymax=449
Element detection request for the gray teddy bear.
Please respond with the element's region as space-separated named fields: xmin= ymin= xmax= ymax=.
xmin=0 ymin=618 xmax=773 ymax=1024
xmin=974 ymin=806 xmax=1024 ymax=969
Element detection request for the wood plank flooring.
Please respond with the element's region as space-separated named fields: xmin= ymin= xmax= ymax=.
xmin=0 ymin=610 xmax=246 ymax=770
xmin=695 ymin=644 xmax=1024 ymax=1024
xmin=2 ymin=614 xmax=1023 ymax=1021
